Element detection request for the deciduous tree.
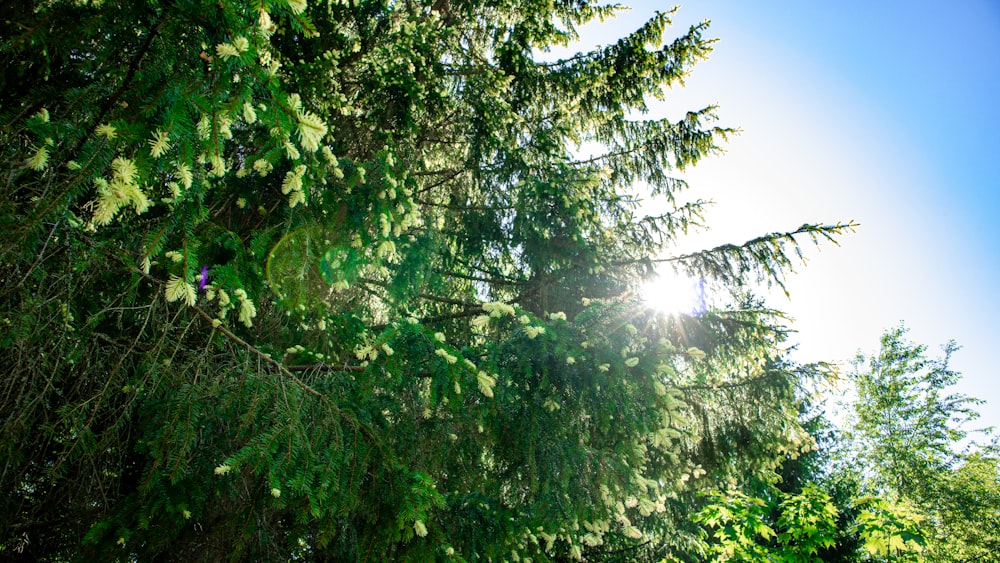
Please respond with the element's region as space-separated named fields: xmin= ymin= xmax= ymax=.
xmin=841 ymin=325 xmax=998 ymax=562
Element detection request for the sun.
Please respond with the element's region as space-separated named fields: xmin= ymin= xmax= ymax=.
xmin=640 ymin=271 xmax=706 ymax=315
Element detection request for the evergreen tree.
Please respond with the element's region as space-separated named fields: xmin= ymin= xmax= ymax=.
xmin=1 ymin=1 xmax=852 ymax=560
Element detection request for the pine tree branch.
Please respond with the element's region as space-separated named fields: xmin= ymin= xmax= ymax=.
xmin=286 ymin=363 xmax=365 ymax=373
xmin=658 ymin=222 xmax=856 ymax=266
xmin=677 ymin=369 xmax=787 ymax=392
xmin=74 ymin=15 xmax=169 ymax=156
xmin=414 ymin=168 xmax=464 ymax=194
xmin=418 ymin=292 xmax=481 ymax=307
xmin=134 ymin=267 xmax=323 ymax=398
xmin=360 ymin=276 xmax=481 ymax=307
xmin=187 ymin=303 xmax=322 ymax=398
xmin=414 ymin=198 xmax=515 ymax=212
xmin=433 ymin=269 xmax=526 ymax=286
xmin=628 ymin=222 xmax=858 ymax=293
xmin=418 ymin=308 xmax=484 ymax=325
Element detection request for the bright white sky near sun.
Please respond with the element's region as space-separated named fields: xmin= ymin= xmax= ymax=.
xmin=551 ymin=1 xmax=1000 ymax=436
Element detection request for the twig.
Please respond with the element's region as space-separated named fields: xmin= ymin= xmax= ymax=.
xmin=135 ymin=268 xmax=323 ymax=398
xmin=74 ymin=16 xmax=169 ymax=154
xmin=187 ymin=303 xmax=322 ymax=398
xmin=18 ymin=219 xmax=61 ymax=287
xmin=286 ymin=363 xmax=365 ymax=373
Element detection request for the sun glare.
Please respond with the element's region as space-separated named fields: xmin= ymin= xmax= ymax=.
xmin=641 ymin=272 xmax=706 ymax=315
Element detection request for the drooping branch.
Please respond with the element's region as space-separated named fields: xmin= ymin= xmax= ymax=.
xmin=136 ymin=268 xmax=323 ymax=398
xmin=187 ymin=302 xmax=322 ymax=398
xmin=651 ymin=222 xmax=859 ymax=294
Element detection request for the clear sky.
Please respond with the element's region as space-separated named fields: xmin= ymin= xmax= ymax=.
xmin=566 ymin=1 xmax=1000 ymax=437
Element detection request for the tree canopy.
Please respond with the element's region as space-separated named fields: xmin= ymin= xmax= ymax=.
xmin=840 ymin=326 xmax=999 ymax=562
xmin=2 ymin=1 xmax=856 ymax=560
xmin=694 ymin=325 xmax=1000 ymax=563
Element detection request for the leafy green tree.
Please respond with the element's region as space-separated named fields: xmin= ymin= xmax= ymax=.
xmin=841 ymin=325 xmax=998 ymax=562
xmin=930 ymin=453 xmax=1000 ymax=561
xmin=692 ymin=484 xmax=927 ymax=562
xmin=688 ymin=384 xmax=935 ymax=563
xmin=845 ymin=325 xmax=985 ymax=502
xmin=0 ymin=0 xmax=851 ymax=560
xmin=693 ymin=484 xmax=839 ymax=562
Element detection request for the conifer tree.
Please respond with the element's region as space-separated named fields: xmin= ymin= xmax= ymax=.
xmin=1 ymin=1 xmax=852 ymax=560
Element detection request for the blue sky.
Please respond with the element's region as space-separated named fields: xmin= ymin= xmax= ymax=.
xmin=570 ymin=1 xmax=1000 ymax=436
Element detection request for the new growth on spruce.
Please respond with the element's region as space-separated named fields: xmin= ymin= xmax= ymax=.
xmin=1 ymin=1 xmax=852 ymax=560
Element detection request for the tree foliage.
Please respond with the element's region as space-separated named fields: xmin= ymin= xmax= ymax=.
xmin=840 ymin=325 xmax=999 ymax=562
xmin=711 ymin=326 xmax=1000 ymax=563
xmin=846 ymin=325 xmax=984 ymax=500
xmin=1 ymin=0 xmax=853 ymax=560
xmin=931 ymin=453 xmax=1000 ymax=562
xmin=690 ymin=407 xmax=929 ymax=563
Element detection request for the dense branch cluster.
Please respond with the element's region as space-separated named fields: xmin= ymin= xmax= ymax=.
xmin=2 ymin=1 xmax=856 ymax=560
